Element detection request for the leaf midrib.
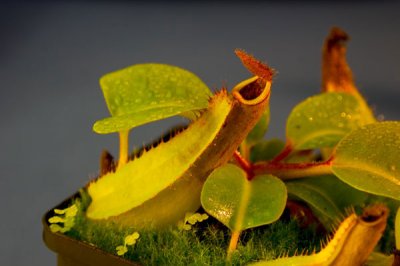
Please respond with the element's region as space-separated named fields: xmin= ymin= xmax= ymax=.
xmin=232 ymin=176 xmax=251 ymax=232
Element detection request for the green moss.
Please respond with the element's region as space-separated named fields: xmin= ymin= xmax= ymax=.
xmin=61 ymin=189 xmax=397 ymax=265
xmin=64 ymin=190 xmax=324 ymax=265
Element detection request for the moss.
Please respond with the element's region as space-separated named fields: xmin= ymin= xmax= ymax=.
xmin=64 ymin=191 xmax=324 ymax=265
xmin=62 ymin=190 xmax=396 ymax=265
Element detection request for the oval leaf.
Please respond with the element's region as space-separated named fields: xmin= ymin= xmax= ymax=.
xmin=201 ymin=164 xmax=287 ymax=231
xmin=94 ymin=64 xmax=212 ymax=133
xmin=332 ymin=121 xmax=400 ymax=200
xmin=287 ymin=175 xmax=368 ymax=226
xmin=286 ymin=92 xmax=375 ymax=150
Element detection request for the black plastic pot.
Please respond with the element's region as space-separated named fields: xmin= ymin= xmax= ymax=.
xmin=42 ymin=193 xmax=140 ymax=266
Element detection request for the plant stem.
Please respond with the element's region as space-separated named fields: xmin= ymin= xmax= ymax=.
xmin=233 ymin=151 xmax=254 ymax=180
xmin=117 ymin=130 xmax=129 ymax=170
xmin=227 ymin=230 xmax=240 ymax=261
xmin=270 ymin=142 xmax=293 ymax=163
xmin=253 ymin=159 xmax=333 ymax=180
xmin=239 ymin=142 xmax=250 ymax=161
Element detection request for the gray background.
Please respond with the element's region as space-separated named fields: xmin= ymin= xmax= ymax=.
xmin=1 ymin=1 xmax=399 ymax=265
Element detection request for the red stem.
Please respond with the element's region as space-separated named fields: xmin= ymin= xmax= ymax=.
xmin=271 ymin=142 xmax=293 ymax=163
xmin=253 ymin=157 xmax=333 ymax=180
xmin=233 ymin=150 xmax=333 ymax=181
xmin=233 ymin=151 xmax=255 ymax=180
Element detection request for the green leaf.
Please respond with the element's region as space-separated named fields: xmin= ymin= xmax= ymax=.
xmin=53 ymin=208 xmax=67 ymax=215
xmin=286 ymin=175 xmax=368 ymax=226
xmin=94 ymin=64 xmax=212 ymax=134
xmin=178 ymin=212 xmax=209 ymax=230
xmin=65 ymin=205 xmax=78 ymax=217
xmin=63 ymin=217 xmax=75 ymax=230
xmin=180 ymin=224 xmax=192 ymax=231
xmin=246 ymin=108 xmax=270 ymax=146
xmin=186 ymin=213 xmax=208 ymax=225
xmin=49 ymin=224 xmax=63 ymax=233
xmin=286 ymin=92 xmax=375 ymax=150
xmin=249 ymin=138 xmax=285 ymax=163
xmin=48 ymin=216 xmax=65 ymax=224
xmin=200 ymin=164 xmax=287 ymax=231
xmin=332 ymin=121 xmax=400 ymax=200
xmin=125 ymin=232 xmax=140 ymax=246
xmin=365 ymin=252 xmax=394 ymax=266
xmin=116 ymin=245 xmax=128 ymax=256
xmin=94 ymin=105 xmax=202 ymax=134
